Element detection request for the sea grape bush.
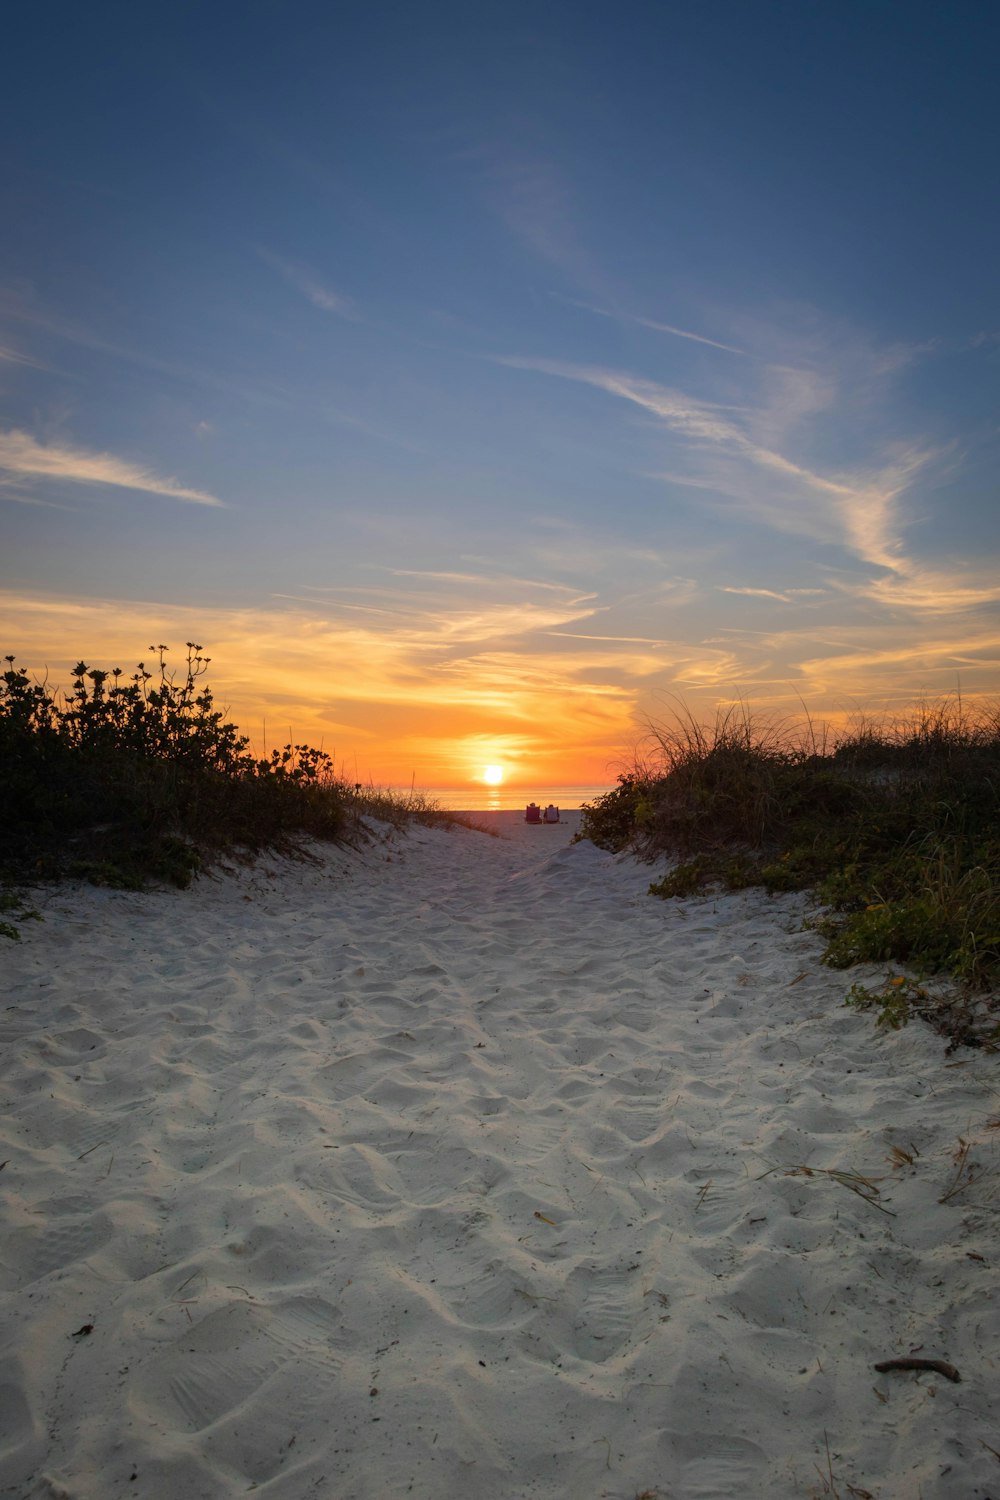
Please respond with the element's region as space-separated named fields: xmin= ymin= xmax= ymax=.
xmin=1 ymin=642 xmax=470 ymax=915
xmin=1 ymin=643 xmax=345 ymax=889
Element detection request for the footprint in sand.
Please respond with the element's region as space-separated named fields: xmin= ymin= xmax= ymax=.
xmin=561 ymin=1263 xmax=652 ymax=1364
xmin=0 ymin=1374 xmax=43 ymax=1493
xmin=316 ymin=1045 xmax=410 ymax=1101
xmin=0 ymin=1209 xmax=112 ymax=1290
xmin=659 ymin=1430 xmax=768 ymax=1491
xmin=131 ymin=1295 xmax=343 ymax=1484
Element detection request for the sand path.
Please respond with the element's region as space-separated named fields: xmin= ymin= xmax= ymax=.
xmin=1 ymin=813 xmax=997 ymax=1498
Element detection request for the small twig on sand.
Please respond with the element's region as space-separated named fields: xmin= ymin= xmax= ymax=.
xmin=814 ymin=1429 xmax=840 ymax=1498
xmin=874 ymin=1357 xmax=961 ymax=1383
xmin=172 ymin=1269 xmax=201 ymax=1299
xmin=593 ymin=1435 xmax=612 ymax=1470
xmin=77 ymin=1141 xmax=108 ymax=1161
xmin=939 ymin=1137 xmax=978 ymax=1203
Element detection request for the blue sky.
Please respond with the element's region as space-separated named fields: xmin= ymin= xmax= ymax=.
xmin=2 ymin=1 xmax=998 ymax=784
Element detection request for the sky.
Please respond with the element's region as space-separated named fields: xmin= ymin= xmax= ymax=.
xmin=2 ymin=1 xmax=999 ymax=788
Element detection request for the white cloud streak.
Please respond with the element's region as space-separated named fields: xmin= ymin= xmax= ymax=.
xmin=499 ymin=354 xmax=941 ymax=580
xmin=719 ymin=586 xmax=797 ymax=603
xmin=0 ymin=344 xmax=50 ymax=369
xmin=0 ymin=430 xmax=226 ymax=507
xmin=719 ymin=586 xmax=829 ymax=604
xmin=381 ymin=568 xmax=587 ymax=594
xmin=257 ymin=248 xmax=357 ymax=318
xmin=631 ymin=315 xmax=745 ymax=355
xmin=0 ymin=284 xmax=293 ymax=408
xmin=560 ymin=297 xmax=745 ymax=354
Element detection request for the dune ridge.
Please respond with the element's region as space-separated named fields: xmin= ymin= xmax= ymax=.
xmin=1 ymin=812 xmax=996 ymax=1499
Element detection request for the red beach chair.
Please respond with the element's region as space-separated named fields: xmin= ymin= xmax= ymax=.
xmin=525 ymin=803 xmax=542 ymax=823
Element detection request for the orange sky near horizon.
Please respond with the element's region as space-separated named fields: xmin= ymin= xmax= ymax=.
xmin=3 ymin=586 xmax=998 ymax=789
xmin=0 ymin=590 xmax=633 ymax=786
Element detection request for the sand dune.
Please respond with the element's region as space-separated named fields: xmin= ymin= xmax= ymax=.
xmin=1 ymin=812 xmax=997 ymax=1499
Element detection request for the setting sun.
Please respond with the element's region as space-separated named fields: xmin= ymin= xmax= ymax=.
xmin=482 ymin=765 xmax=504 ymax=785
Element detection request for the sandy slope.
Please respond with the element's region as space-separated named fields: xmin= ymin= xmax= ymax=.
xmin=1 ymin=812 xmax=997 ymax=1500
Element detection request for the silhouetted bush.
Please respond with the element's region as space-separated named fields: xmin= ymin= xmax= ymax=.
xmin=1 ymin=644 xmax=362 ymax=891
xmin=581 ymin=700 xmax=1000 ymax=1010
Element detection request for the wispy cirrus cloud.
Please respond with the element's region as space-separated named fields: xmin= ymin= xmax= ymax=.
xmin=561 ymin=296 xmax=745 ymax=355
xmin=720 ymin=586 xmax=808 ymax=604
xmin=257 ymin=248 xmax=357 ymax=318
xmin=545 ymin=630 xmax=677 ymax=645
xmin=627 ymin=313 xmax=744 ymax=355
xmin=0 ymin=430 xmax=225 ymax=507
xmin=0 ymin=344 xmax=50 ymax=370
xmin=472 ymin=148 xmax=578 ymax=270
xmin=380 ymin=566 xmax=594 ymax=598
xmin=793 ymin=623 xmax=1000 ymax=697
xmin=499 ymin=355 xmax=753 ymax=445
xmin=284 ymin=580 xmax=600 ymax=646
xmin=839 ymin=562 xmax=1000 ymax=614
xmin=454 ymin=136 xmax=608 ymax=292
xmin=0 ymin=282 xmax=293 ymax=407
xmin=499 ymin=353 xmax=945 ymax=581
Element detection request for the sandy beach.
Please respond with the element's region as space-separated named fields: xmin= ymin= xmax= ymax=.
xmin=1 ymin=812 xmax=997 ymax=1499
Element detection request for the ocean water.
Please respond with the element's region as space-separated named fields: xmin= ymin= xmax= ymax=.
xmin=389 ymin=783 xmax=616 ymax=812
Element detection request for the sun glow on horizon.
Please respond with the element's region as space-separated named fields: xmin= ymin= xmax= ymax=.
xmin=482 ymin=765 xmax=504 ymax=785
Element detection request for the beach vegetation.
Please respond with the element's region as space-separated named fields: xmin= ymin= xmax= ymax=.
xmin=0 ymin=887 xmax=41 ymax=942
xmin=844 ymin=978 xmax=931 ymax=1031
xmin=756 ymin=1160 xmax=893 ymax=1215
xmin=581 ymin=698 xmax=1000 ymax=1040
xmin=1 ymin=644 xmax=466 ymax=923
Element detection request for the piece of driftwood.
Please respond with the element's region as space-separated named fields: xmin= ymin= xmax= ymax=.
xmin=874 ymin=1357 xmax=961 ymax=1383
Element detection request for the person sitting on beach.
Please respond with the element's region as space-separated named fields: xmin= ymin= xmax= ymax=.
xmin=544 ymin=804 xmax=559 ymax=823
xmin=525 ymin=802 xmax=542 ymax=823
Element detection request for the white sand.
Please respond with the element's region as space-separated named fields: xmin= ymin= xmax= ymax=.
xmin=1 ymin=812 xmax=997 ymax=1499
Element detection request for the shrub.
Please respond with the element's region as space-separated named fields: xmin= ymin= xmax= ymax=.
xmin=0 ymin=643 xmax=355 ymax=895
xmin=576 ymin=775 xmax=652 ymax=851
xmin=581 ymin=697 xmax=1000 ymax=994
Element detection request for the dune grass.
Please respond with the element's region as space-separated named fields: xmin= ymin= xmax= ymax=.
xmin=0 ymin=644 xmax=463 ymax=916
xmin=580 ymin=699 xmax=1000 ymax=1042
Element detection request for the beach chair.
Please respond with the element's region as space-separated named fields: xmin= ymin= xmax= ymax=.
xmin=525 ymin=802 xmax=542 ymax=823
xmin=543 ymin=804 xmax=560 ymax=823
